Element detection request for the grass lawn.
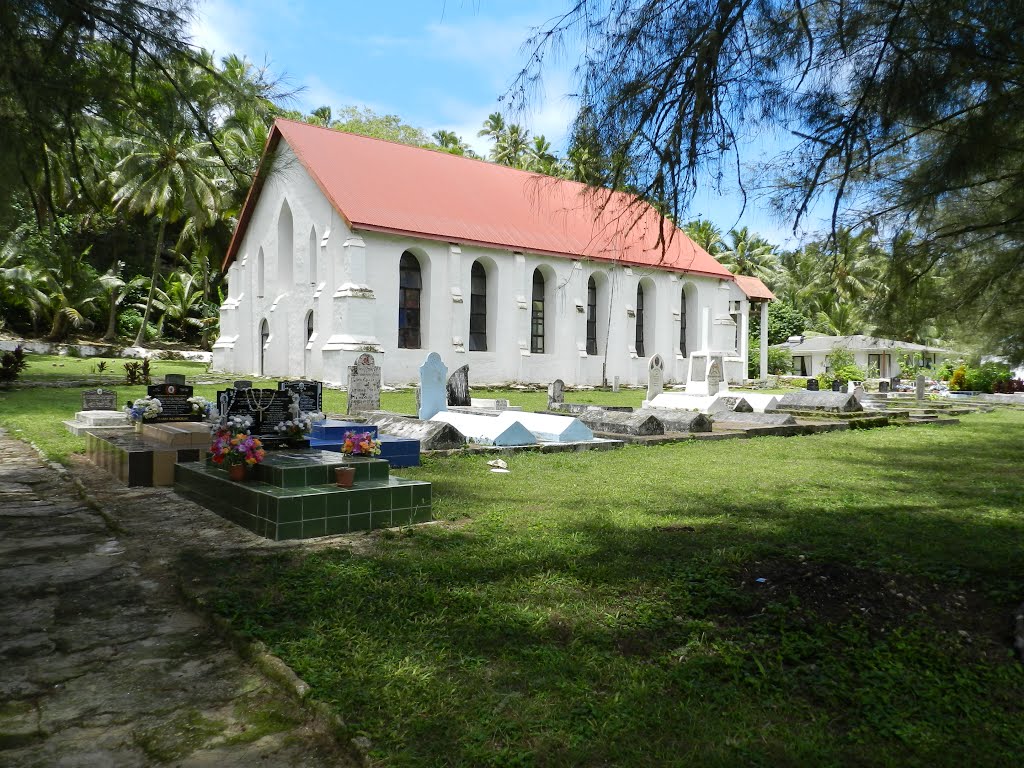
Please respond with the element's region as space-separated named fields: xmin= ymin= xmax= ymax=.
xmin=4 ymin=354 xmax=1022 ymax=765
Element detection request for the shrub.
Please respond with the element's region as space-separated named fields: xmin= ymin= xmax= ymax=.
xmin=949 ymin=365 xmax=968 ymax=390
xmin=124 ymin=359 xmax=151 ymax=385
xmin=0 ymin=346 xmax=28 ymax=385
xmin=747 ymin=337 xmax=793 ymax=377
xmin=964 ymin=362 xmax=1011 ymax=393
xmin=118 ymin=308 xmax=157 ymax=342
xmin=821 ymin=348 xmax=866 ymax=387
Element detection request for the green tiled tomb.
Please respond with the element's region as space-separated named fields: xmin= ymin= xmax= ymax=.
xmin=174 ymin=449 xmax=432 ymax=540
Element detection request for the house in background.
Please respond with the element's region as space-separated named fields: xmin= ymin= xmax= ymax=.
xmin=774 ymin=334 xmax=957 ymax=378
xmin=213 ymin=119 xmax=772 ymax=386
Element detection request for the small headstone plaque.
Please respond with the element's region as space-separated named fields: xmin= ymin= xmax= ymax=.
xmin=81 ymin=388 xmax=117 ymax=411
xmin=234 ymin=380 xmax=253 ymax=390
xmin=647 ymin=354 xmax=665 ymax=401
xmin=612 ymin=376 xmax=620 ymax=393
xmin=547 ymin=379 xmax=565 ymax=409
xmin=347 ymin=354 xmax=381 ymax=413
xmin=831 ymin=380 xmax=843 ymax=392
xmin=279 ymin=380 xmax=323 ymax=413
xmin=706 ymin=359 xmax=723 ymax=394
xmin=446 ymin=365 xmax=470 ymax=407
xmin=147 ymin=382 xmax=201 ymax=422
xmin=418 ymin=353 xmax=448 ymax=420
xmin=165 ymin=374 xmax=186 ymax=386
xmin=878 ymin=380 xmax=890 ymax=393
xmin=806 ymin=378 xmax=820 ymax=391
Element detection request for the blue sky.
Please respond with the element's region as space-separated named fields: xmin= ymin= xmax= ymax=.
xmin=188 ymin=0 xmax=810 ymax=246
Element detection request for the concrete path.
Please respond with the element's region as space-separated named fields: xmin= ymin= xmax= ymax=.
xmin=0 ymin=429 xmax=356 ymax=767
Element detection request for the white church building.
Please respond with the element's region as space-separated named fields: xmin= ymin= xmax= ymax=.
xmin=213 ymin=119 xmax=773 ymax=386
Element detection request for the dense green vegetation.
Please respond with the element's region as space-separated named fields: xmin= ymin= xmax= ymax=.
xmin=188 ymin=411 xmax=1024 ymax=766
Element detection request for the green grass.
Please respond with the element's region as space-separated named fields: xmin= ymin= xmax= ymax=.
xmin=193 ymin=412 xmax=1024 ymax=767
xmin=5 ymin=355 xmax=1022 ymax=765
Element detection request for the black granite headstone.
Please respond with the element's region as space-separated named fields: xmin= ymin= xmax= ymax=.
xmin=446 ymin=365 xmax=470 ymax=407
xmin=81 ymin=388 xmax=117 ymax=411
xmin=278 ymin=380 xmax=323 ymax=412
xmin=218 ymin=388 xmax=293 ymax=433
xmin=878 ymin=380 xmax=890 ymax=393
xmin=806 ymin=378 xmax=820 ymax=391
xmin=831 ymin=380 xmax=843 ymax=392
xmin=146 ymin=382 xmax=201 ymax=422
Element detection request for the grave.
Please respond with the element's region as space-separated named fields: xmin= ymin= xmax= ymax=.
xmin=418 ymin=353 xmax=448 ymax=420
xmin=636 ymin=408 xmax=712 ymax=433
xmin=806 ymin=378 xmax=820 ymax=391
xmin=175 ymin=450 xmax=432 ymax=540
xmin=916 ymin=374 xmax=926 ymax=401
xmin=707 ymin=395 xmax=753 ymax=414
xmin=279 ymin=380 xmax=323 ymax=413
xmin=346 ymin=354 xmax=381 ymax=413
xmin=493 ymin=411 xmax=594 ymax=443
xmin=643 ymin=354 xmax=665 ymax=405
xmin=685 ymin=353 xmax=727 ymax=396
xmin=776 ymin=391 xmax=864 ymax=413
xmin=447 ymin=365 xmax=470 ymax=407
xmin=547 ymin=379 xmax=565 ymax=410
xmin=217 ymin=386 xmax=294 ymax=434
xmin=712 ymin=410 xmax=798 ymax=427
xmin=470 ymin=398 xmax=520 ymax=411
xmin=308 ymin=419 xmax=421 ymax=469
xmin=148 ymin=378 xmax=203 ymax=423
xmin=365 ymin=413 xmax=466 ymax=451
xmin=576 ymin=409 xmax=665 ymax=436
xmin=738 ymin=393 xmax=780 ymax=413
xmin=86 ymin=431 xmax=201 ymax=487
xmin=64 ymin=388 xmax=129 ymax=435
xmin=430 ymin=411 xmax=537 ymax=446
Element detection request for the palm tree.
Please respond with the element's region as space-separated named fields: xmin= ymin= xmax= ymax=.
xmin=683 ymin=219 xmax=725 ymax=255
xmin=814 ymin=302 xmax=864 ymax=336
xmin=111 ymin=125 xmax=222 ymax=346
xmin=493 ymin=123 xmax=530 ymax=167
xmin=823 ymin=227 xmax=882 ymax=301
xmin=432 ymin=129 xmax=471 ymax=156
xmin=25 ymin=245 xmax=102 ymax=341
xmin=477 ymin=112 xmax=506 ymax=143
xmin=719 ymin=227 xmax=780 ymax=285
xmin=525 ymin=135 xmax=559 ymax=174
xmin=98 ymin=261 xmax=146 ymax=342
xmin=149 ymin=268 xmax=207 ymax=340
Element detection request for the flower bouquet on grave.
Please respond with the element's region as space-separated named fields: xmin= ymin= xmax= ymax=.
xmin=125 ymin=396 xmax=162 ymax=432
xmin=273 ymin=411 xmax=324 ymax=445
xmin=187 ymin=395 xmax=216 ymax=420
xmin=210 ymin=424 xmax=265 ymax=481
xmin=341 ymin=430 xmax=381 ymax=458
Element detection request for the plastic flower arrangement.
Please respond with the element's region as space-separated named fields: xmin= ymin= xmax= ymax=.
xmin=274 ymin=411 xmax=325 ymax=438
xmin=210 ymin=426 xmax=265 ymax=468
xmin=187 ymin=395 xmax=215 ymax=419
xmin=125 ymin=397 xmax=162 ymax=423
xmin=341 ymin=430 xmax=381 ymax=456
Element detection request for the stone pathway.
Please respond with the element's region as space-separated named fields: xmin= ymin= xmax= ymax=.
xmin=0 ymin=429 xmax=356 ymax=767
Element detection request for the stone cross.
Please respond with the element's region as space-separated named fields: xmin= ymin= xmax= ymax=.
xmin=706 ymin=358 xmax=723 ymax=394
xmin=418 ymin=352 xmax=448 ymax=420
xmin=446 ymin=364 xmax=470 ymax=407
xmin=346 ymin=353 xmax=381 ymax=413
xmin=647 ymin=354 xmax=665 ymax=401
xmin=547 ymin=379 xmax=565 ymax=410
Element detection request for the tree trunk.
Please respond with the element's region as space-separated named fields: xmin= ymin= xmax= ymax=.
xmin=102 ymin=290 xmax=119 ymax=342
xmin=134 ymin=218 xmax=166 ymax=347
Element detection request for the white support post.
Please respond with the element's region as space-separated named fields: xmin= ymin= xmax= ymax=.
xmin=759 ymin=300 xmax=769 ymax=381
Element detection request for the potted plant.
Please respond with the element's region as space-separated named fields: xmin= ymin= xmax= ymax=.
xmin=210 ymin=424 xmax=266 ymax=481
xmin=125 ymin=396 xmax=162 ymax=433
xmin=336 ymin=430 xmax=381 ymax=487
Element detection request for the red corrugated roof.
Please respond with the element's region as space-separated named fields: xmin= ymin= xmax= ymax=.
xmin=734 ymin=274 xmax=775 ymax=301
xmin=223 ymin=119 xmax=734 ymax=280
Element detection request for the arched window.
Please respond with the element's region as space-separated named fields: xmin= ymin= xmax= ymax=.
xmin=259 ymin=319 xmax=269 ymax=376
xmin=469 ymin=261 xmax=487 ymax=351
xmin=635 ymin=284 xmax=645 ymax=358
xmin=530 ymin=269 xmax=545 ymax=354
xmin=679 ymin=287 xmax=687 ymax=357
xmin=398 ymin=252 xmax=422 ymax=349
xmin=256 ymin=247 xmax=265 ymax=298
xmin=586 ymin=276 xmax=598 ymax=356
xmin=308 ymin=226 xmax=317 ymax=284
xmin=305 ymin=310 xmax=314 ymax=342
xmin=278 ymin=201 xmax=293 ymax=284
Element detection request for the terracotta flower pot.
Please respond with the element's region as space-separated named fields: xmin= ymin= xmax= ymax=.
xmin=335 ymin=465 xmax=356 ymax=488
xmin=228 ymin=463 xmax=247 ymax=482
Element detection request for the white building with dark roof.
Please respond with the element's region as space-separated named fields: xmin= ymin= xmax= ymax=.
xmin=774 ymin=334 xmax=957 ymax=378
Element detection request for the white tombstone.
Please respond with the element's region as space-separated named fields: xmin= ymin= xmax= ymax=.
xmin=684 ymin=352 xmax=728 ymax=396
xmin=347 ymin=354 xmax=381 ymax=413
xmin=418 ymin=352 xmax=448 ymax=420
xmin=646 ymin=354 xmax=665 ymax=402
xmin=647 ymin=392 xmax=718 ymax=412
xmin=429 ymin=411 xmax=537 ymax=446
xmin=494 ymin=411 xmax=594 ymax=443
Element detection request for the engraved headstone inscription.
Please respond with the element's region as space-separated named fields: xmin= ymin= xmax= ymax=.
xmin=278 ymin=380 xmax=323 ymax=413
xmin=146 ymin=382 xmax=200 ymax=422
xmin=347 ymin=354 xmax=382 ymax=413
xmin=81 ymin=388 xmax=117 ymax=411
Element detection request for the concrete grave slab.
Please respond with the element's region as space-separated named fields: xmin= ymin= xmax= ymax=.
xmin=776 ymin=391 xmax=864 ymax=413
xmin=576 ymin=409 xmax=665 ymax=436
xmin=494 ymin=411 xmax=594 ymax=442
xmin=365 ymin=412 xmax=466 ymax=451
xmin=712 ymin=410 xmax=798 ymax=427
xmin=430 ymin=411 xmax=537 ymax=446
xmin=739 ymin=393 xmax=780 ymax=413
xmin=637 ymin=408 xmax=712 ymax=433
